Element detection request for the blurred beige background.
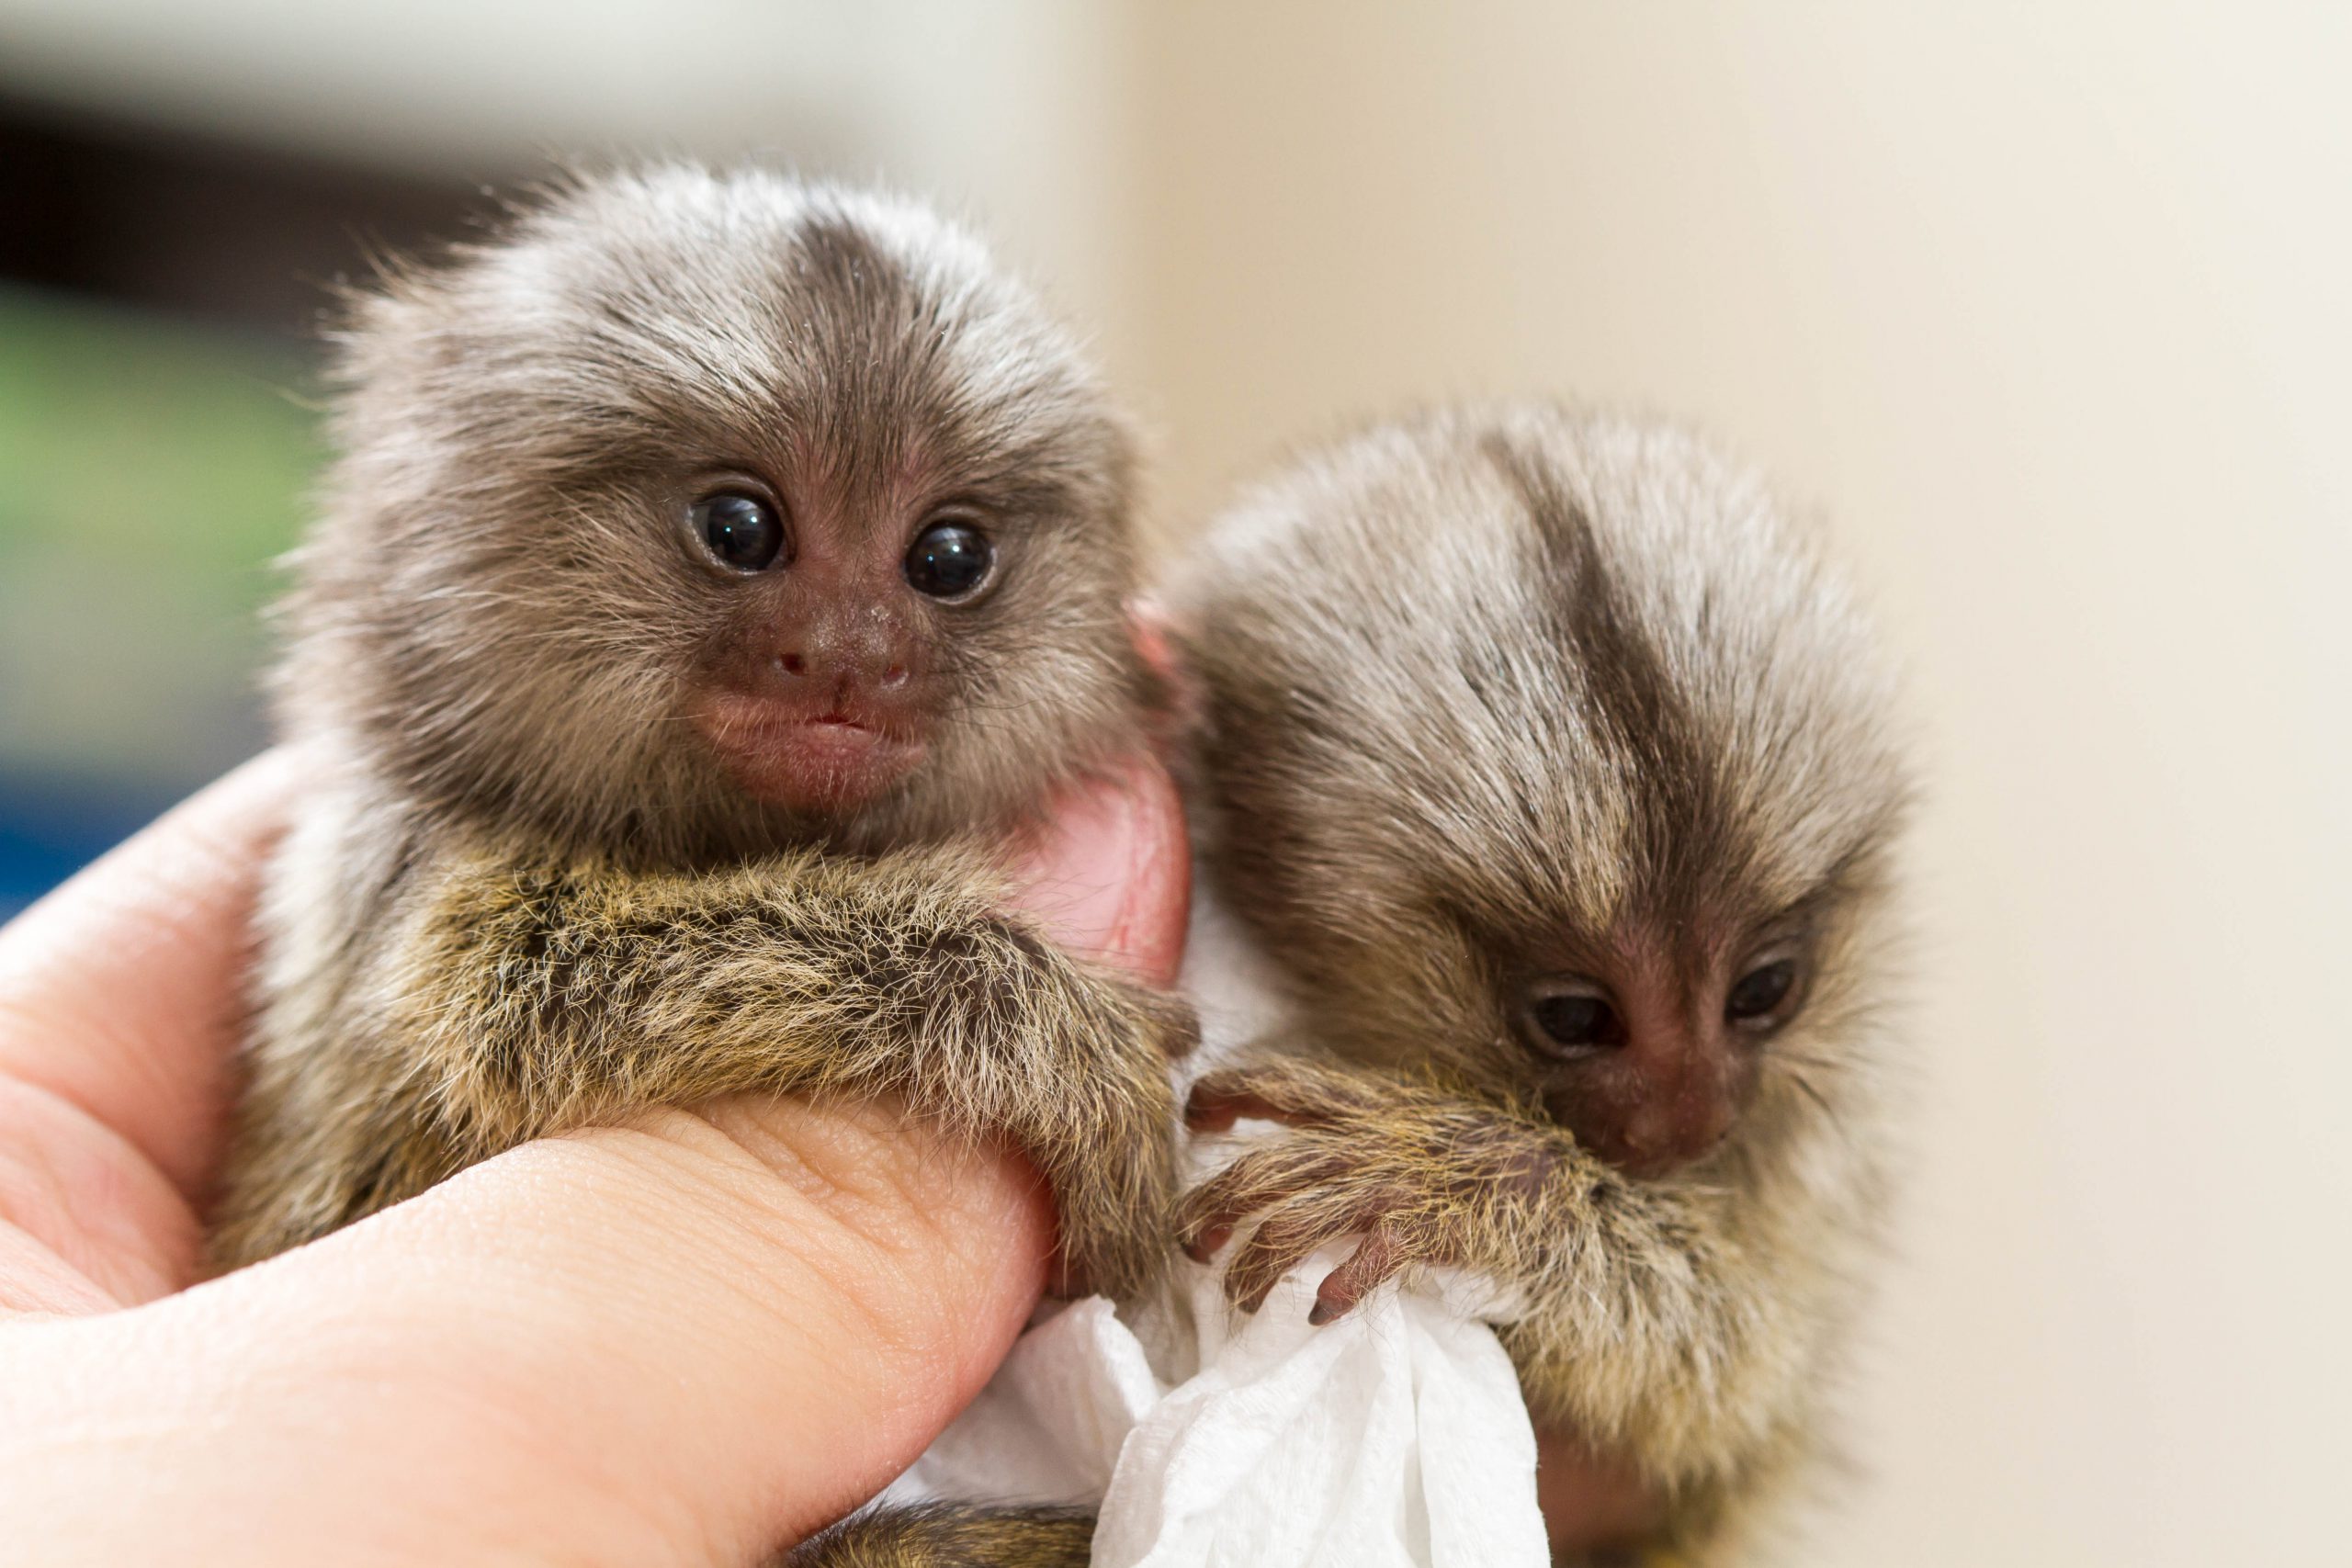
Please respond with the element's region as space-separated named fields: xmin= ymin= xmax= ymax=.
xmin=4 ymin=3 xmax=2346 ymax=1561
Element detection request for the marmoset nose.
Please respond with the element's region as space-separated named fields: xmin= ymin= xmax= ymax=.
xmin=1613 ymin=1077 xmax=1736 ymax=1174
xmin=766 ymin=611 xmax=915 ymax=696
xmin=1544 ymin=971 xmax=1753 ymax=1179
xmin=772 ymin=645 xmax=910 ymax=689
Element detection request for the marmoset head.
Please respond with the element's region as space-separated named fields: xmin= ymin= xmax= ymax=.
xmin=1171 ymin=406 xmax=1908 ymax=1179
xmin=282 ymin=165 xmax=1147 ymax=860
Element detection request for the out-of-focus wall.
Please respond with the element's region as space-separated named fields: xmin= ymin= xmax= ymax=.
xmin=0 ymin=0 xmax=1130 ymax=329
xmin=1112 ymin=6 xmax=2349 ymax=1562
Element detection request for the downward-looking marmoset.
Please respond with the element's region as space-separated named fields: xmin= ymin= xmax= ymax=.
xmin=208 ymin=166 xmax=1191 ymax=1306
xmin=803 ymin=405 xmax=1906 ymax=1566
xmin=1172 ymin=406 xmax=1909 ymax=1562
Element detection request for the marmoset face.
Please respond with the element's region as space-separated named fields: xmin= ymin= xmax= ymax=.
xmin=287 ymin=167 xmax=1147 ymax=859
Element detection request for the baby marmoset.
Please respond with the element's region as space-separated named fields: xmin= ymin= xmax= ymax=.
xmin=1164 ymin=405 xmax=1909 ymax=1563
xmin=208 ymin=165 xmax=1190 ymax=1302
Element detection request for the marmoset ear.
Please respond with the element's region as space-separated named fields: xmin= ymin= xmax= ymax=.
xmin=1127 ymin=597 xmax=1206 ymax=755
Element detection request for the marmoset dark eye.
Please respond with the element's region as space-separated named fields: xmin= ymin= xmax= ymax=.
xmin=1521 ymin=980 xmax=1627 ymax=1055
xmin=905 ymin=519 xmax=994 ymax=599
xmin=693 ymin=492 xmax=786 ymax=572
xmin=1724 ymin=959 xmax=1800 ymax=1026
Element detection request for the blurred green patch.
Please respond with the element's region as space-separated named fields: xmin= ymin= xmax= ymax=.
xmin=0 ymin=287 xmax=323 ymax=784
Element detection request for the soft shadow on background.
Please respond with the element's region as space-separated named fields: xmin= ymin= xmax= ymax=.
xmin=1 ymin=4 xmax=2344 ymax=1562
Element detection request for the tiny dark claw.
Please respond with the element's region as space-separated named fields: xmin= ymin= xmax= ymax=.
xmin=1305 ymin=1226 xmax=1408 ymax=1328
xmin=1309 ymin=1263 xmax=1367 ymax=1325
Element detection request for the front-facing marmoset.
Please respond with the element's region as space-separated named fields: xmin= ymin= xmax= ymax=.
xmin=1168 ymin=406 xmax=1910 ymax=1562
xmin=207 ymin=165 xmax=1191 ymax=1303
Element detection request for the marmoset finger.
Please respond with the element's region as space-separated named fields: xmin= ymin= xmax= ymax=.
xmin=1221 ymin=1190 xmax=1407 ymax=1314
xmin=1174 ymin=1141 xmax=1353 ymax=1260
xmin=1310 ymin=1227 xmax=1412 ymax=1325
xmin=1182 ymin=1062 xmax=1383 ymax=1133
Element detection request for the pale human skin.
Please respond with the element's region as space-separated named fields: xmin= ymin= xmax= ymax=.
xmin=0 ymin=747 xmax=1641 ymax=1562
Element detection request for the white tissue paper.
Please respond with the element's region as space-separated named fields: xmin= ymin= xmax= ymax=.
xmin=879 ymin=890 xmax=1552 ymax=1568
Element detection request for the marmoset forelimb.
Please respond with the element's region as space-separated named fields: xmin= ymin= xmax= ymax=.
xmin=1161 ymin=405 xmax=1910 ymax=1564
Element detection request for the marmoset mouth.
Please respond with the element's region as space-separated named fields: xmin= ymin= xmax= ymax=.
xmin=690 ymin=691 xmax=927 ymax=811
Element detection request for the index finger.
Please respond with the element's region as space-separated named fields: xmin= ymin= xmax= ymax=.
xmin=0 ymin=750 xmax=301 ymax=1205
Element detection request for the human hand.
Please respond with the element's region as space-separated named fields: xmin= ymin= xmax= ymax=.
xmin=0 ymin=747 xmax=1191 ymax=1566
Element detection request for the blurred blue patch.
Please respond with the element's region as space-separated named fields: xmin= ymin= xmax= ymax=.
xmin=0 ymin=773 xmax=187 ymax=922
